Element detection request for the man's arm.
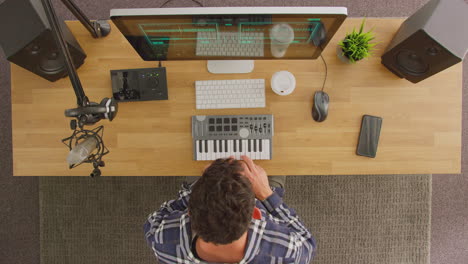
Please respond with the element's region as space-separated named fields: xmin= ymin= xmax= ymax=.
xmin=261 ymin=191 xmax=316 ymax=262
xmin=144 ymin=182 xmax=192 ymax=244
xmin=241 ymin=156 xmax=316 ymax=263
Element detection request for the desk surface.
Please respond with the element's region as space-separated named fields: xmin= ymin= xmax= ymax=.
xmin=11 ymin=18 xmax=462 ymax=176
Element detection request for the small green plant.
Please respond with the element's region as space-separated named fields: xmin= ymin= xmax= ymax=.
xmin=338 ymin=19 xmax=377 ymax=63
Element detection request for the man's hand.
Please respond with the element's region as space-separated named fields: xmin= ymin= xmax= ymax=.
xmin=240 ymin=155 xmax=273 ymax=201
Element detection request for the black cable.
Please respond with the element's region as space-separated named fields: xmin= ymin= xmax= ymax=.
xmin=160 ymin=0 xmax=203 ymax=8
xmin=319 ymin=54 xmax=328 ymax=92
xmin=318 ymin=45 xmax=328 ymax=92
xmin=158 ymin=60 xmax=162 ymax=68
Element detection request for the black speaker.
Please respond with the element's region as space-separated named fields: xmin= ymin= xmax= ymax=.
xmin=381 ymin=0 xmax=468 ymax=83
xmin=0 ymin=0 xmax=86 ymax=82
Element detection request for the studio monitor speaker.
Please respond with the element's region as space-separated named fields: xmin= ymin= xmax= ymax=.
xmin=0 ymin=0 xmax=86 ymax=82
xmin=381 ymin=0 xmax=468 ymax=83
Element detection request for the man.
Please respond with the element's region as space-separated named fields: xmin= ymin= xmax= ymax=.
xmin=144 ymin=156 xmax=316 ymax=263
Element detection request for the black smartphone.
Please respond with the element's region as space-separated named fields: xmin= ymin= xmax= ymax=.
xmin=356 ymin=115 xmax=383 ymax=158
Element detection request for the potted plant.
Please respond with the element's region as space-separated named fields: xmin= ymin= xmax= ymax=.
xmin=337 ymin=19 xmax=377 ymax=63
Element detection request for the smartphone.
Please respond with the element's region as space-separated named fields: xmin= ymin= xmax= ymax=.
xmin=356 ymin=115 xmax=383 ymax=158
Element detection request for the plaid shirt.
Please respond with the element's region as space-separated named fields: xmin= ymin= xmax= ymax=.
xmin=144 ymin=183 xmax=316 ymax=264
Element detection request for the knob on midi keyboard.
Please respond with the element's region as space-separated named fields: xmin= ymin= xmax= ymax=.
xmin=192 ymin=114 xmax=274 ymax=161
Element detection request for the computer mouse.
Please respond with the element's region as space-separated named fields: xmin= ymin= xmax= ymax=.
xmin=312 ymin=91 xmax=329 ymax=122
xmin=309 ymin=21 xmax=326 ymax=47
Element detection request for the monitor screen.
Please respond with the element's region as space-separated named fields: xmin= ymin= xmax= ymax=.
xmin=111 ymin=7 xmax=347 ymax=61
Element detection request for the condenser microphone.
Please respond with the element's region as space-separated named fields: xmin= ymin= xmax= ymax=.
xmin=62 ymin=125 xmax=109 ymax=177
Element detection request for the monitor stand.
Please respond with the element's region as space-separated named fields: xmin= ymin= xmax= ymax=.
xmin=207 ymin=60 xmax=254 ymax=74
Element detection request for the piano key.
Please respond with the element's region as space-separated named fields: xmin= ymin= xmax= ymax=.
xmin=220 ymin=140 xmax=226 ymax=159
xmin=258 ymin=139 xmax=265 ymax=160
xmin=267 ymin=139 xmax=271 ymax=160
xmin=242 ymin=140 xmax=248 ymax=157
xmin=224 ymin=140 xmax=230 ymax=159
xmin=250 ymin=139 xmax=256 ymax=160
xmin=218 ymin=140 xmax=224 ymax=159
xmin=215 ymin=140 xmax=221 ymax=159
xmin=252 ymin=140 xmax=258 ymax=160
xmin=228 ymin=140 xmax=234 ymax=158
xmin=232 ymin=140 xmax=239 ymax=160
xmin=254 ymin=139 xmax=260 ymax=160
xmin=208 ymin=140 xmax=215 ymax=160
xmin=201 ymin=140 xmax=207 ymax=160
xmin=246 ymin=140 xmax=252 ymax=159
xmin=225 ymin=140 xmax=231 ymax=159
xmin=197 ymin=140 xmax=203 ymax=160
xmin=234 ymin=140 xmax=239 ymax=159
xmin=213 ymin=140 xmax=217 ymax=153
xmin=252 ymin=139 xmax=257 ymax=160
xmin=214 ymin=140 xmax=221 ymax=160
xmin=196 ymin=141 xmax=201 ymax=160
xmin=262 ymin=139 xmax=270 ymax=160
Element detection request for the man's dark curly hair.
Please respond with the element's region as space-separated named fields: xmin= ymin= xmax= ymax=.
xmin=189 ymin=158 xmax=255 ymax=245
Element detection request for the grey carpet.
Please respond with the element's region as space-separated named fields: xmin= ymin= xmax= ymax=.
xmin=40 ymin=175 xmax=431 ymax=264
xmin=2 ymin=1 xmax=468 ymax=264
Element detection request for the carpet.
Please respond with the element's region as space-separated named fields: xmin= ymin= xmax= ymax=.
xmin=40 ymin=174 xmax=431 ymax=264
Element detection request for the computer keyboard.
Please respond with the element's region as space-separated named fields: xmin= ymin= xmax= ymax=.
xmin=195 ymin=79 xmax=265 ymax=109
xmin=196 ymin=32 xmax=264 ymax=57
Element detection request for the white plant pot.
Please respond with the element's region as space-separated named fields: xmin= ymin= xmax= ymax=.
xmin=336 ymin=45 xmax=352 ymax=64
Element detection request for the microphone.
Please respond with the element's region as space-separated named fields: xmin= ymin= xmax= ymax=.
xmin=65 ymin=97 xmax=118 ymax=127
xmin=62 ymin=98 xmax=117 ymax=177
xmin=67 ymin=137 xmax=98 ymax=166
xmin=39 ymin=0 xmax=117 ymax=176
xmin=62 ymin=125 xmax=108 ymax=177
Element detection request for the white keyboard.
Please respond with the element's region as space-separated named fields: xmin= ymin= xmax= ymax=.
xmin=196 ymin=32 xmax=264 ymax=57
xmin=195 ymin=79 xmax=266 ymax=109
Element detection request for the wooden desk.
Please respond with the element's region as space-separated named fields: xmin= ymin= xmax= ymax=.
xmin=11 ymin=18 xmax=462 ymax=176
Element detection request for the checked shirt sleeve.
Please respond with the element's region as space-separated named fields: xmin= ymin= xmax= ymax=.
xmin=144 ymin=182 xmax=192 ymax=244
xmin=261 ymin=191 xmax=317 ymax=263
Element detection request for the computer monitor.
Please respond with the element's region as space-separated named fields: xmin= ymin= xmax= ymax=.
xmin=110 ymin=7 xmax=347 ymax=73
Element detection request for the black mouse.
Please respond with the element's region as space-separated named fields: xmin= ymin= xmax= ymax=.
xmin=309 ymin=21 xmax=326 ymax=47
xmin=312 ymin=91 xmax=329 ymax=122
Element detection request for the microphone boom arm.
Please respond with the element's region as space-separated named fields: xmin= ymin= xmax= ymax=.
xmin=60 ymin=0 xmax=111 ymax=39
xmin=40 ymin=0 xmax=111 ymax=107
xmin=40 ymin=0 xmax=117 ymax=176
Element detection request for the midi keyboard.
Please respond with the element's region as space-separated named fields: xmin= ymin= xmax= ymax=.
xmin=192 ymin=114 xmax=273 ymax=161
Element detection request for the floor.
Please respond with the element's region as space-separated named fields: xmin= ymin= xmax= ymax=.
xmin=1 ymin=0 xmax=467 ymax=263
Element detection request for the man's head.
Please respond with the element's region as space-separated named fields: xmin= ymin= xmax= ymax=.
xmin=189 ymin=158 xmax=255 ymax=245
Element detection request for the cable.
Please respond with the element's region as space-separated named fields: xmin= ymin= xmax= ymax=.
xmin=158 ymin=60 xmax=162 ymax=68
xmin=319 ymin=54 xmax=328 ymax=92
xmin=160 ymin=0 xmax=203 ymax=8
xmin=318 ymin=45 xmax=328 ymax=92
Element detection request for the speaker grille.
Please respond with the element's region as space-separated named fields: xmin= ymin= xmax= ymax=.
xmin=39 ymin=52 xmax=66 ymax=74
xmin=396 ymin=50 xmax=429 ymax=76
xmin=7 ymin=30 xmax=85 ymax=82
xmin=381 ymin=30 xmax=461 ymax=83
